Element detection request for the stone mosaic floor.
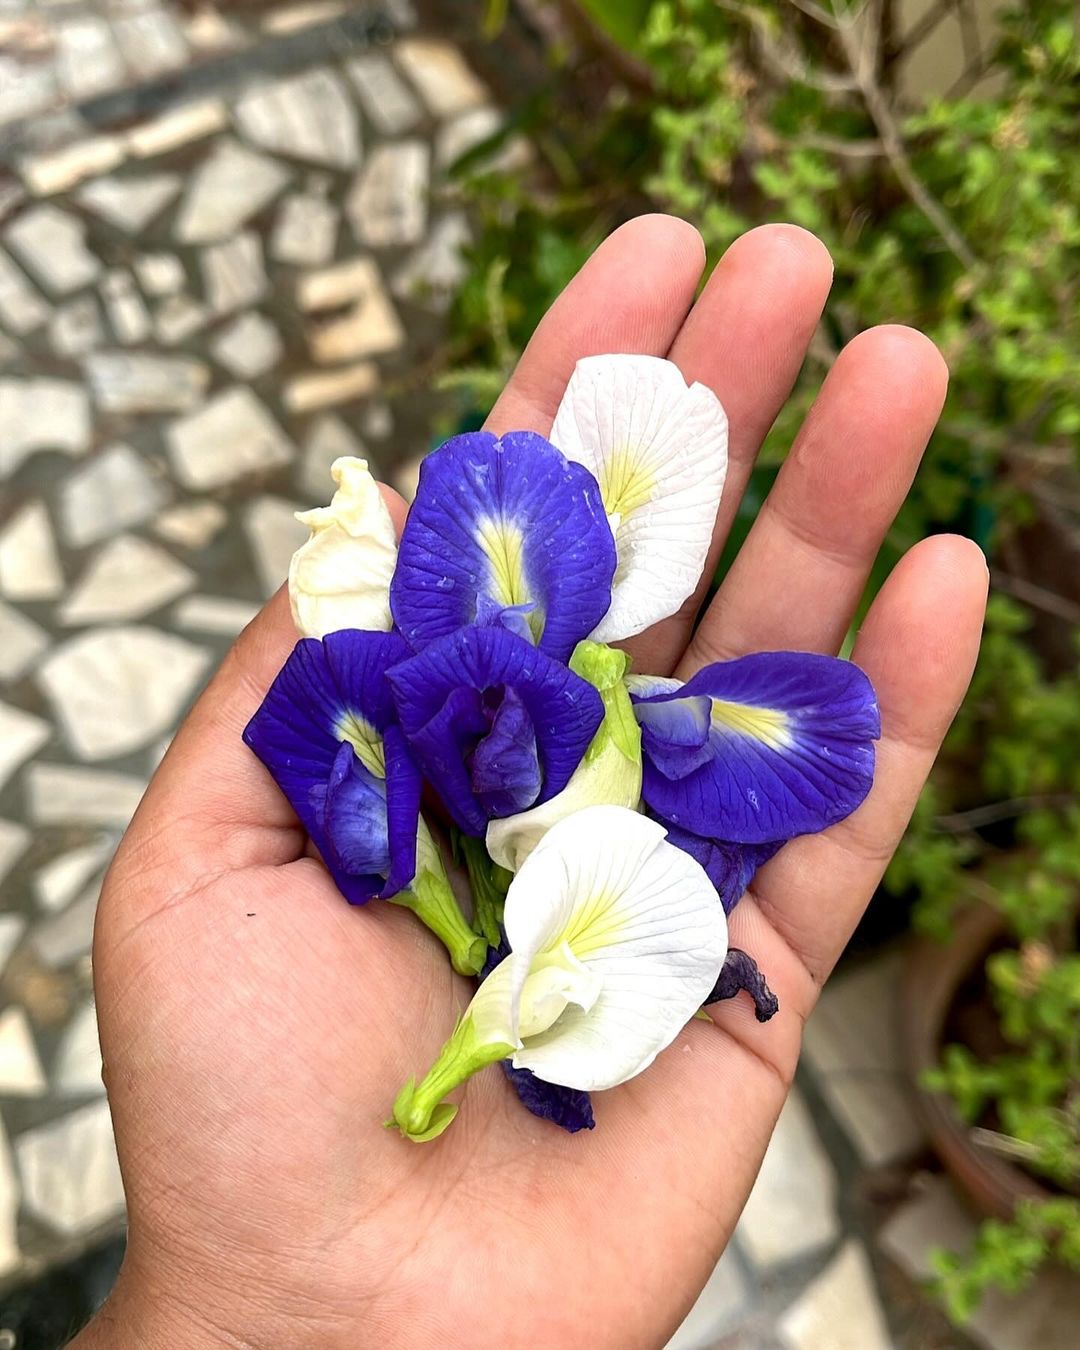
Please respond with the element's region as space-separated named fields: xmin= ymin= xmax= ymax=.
xmin=0 ymin=2 xmax=1076 ymax=1346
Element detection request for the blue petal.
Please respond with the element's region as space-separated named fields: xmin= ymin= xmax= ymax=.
xmin=500 ymin=1062 xmax=595 ymax=1133
xmin=318 ymin=741 xmax=391 ymax=876
xmin=468 ymin=686 xmax=542 ymax=818
xmin=661 ymin=824 xmax=781 ymax=913
xmin=636 ymin=694 xmax=712 ymax=778
xmin=242 ymin=629 xmax=421 ymax=905
xmin=633 ymin=651 xmax=880 ymax=843
xmin=390 ymin=430 xmax=617 ymax=661
xmin=388 ymin=624 xmax=604 ymax=835
xmin=705 ymin=949 xmax=779 ymax=1022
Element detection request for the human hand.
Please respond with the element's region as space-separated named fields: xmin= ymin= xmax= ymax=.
xmin=78 ymin=216 xmax=987 ymax=1350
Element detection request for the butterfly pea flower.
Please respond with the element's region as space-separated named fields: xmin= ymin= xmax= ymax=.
xmin=243 ymin=628 xmax=485 ymax=976
xmin=389 ymin=805 xmax=727 ymax=1143
xmin=628 ymin=652 xmax=880 ymax=849
xmin=486 ymin=639 xmax=642 ymax=873
xmin=387 ymin=624 xmax=605 ymax=837
xmin=658 ymin=828 xmax=782 ymax=915
xmin=288 ymin=456 xmax=397 ymax=639
xmin=549 ymin=353 xmax=728 ymax=643
xmin=389 ymin=429 xmax=617 ymax=662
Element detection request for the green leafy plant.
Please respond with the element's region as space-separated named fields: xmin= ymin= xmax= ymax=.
xmin=443 ymin=2 xmax=1079 ymax=1312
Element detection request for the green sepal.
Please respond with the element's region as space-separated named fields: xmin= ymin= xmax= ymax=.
xmin=570 ymin=640 xmax=642 ymax=766
xmin=388 ymin=1014 xmax=512 ymax=1144
xmin=459 ymin=833 xmax=508 ymax=948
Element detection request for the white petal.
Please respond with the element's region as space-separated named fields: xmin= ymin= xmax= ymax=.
xmin=549 ymin=355 xmax=728 ymax=642
xmin=485 ymin=713 xmax=641 ymax=872
xmin=504 ymin=805 xmax=728 ymax=1090
xmin=288 ymin=457 xmax=397 ymax=638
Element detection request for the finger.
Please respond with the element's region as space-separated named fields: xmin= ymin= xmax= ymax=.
xmin=485 ymin=213 xmax=705 ymax=436
xmin=680 ymin=326 xmax=948 ymax=673
xmin=745 ymin=534 xmax=988 ymax=984
xmin=625 ymin=224 xmax=834 ymax=674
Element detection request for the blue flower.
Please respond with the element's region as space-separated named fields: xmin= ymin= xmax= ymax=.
xmin=243 ymin=629 xmax=421 ymax=905
xmin=630 ymin=652 xmax=880 ymax=845
xmin=388 ymin=624 xmax=605 ymax=837
xmin=390 ymin=429 xmax=617 ymax=662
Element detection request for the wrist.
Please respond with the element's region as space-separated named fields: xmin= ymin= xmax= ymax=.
xmin=69 ymin=1265 xmax=239 ymax=1350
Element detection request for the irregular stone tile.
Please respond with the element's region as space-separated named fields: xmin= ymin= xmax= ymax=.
xmin=211 ymin=310 xmax=282 ymax=379
xmin=26 ymin=764 xmax=146 ymax=828
xmin=77 ymin=173 xmax=181 ymax=233
xmin=59 ymin=443 xmax=170 ymax=548
xmin=299 ymin=414 xmax=363 ymax=499
xmin=0 ymin=1121 xmax=20 ymax=1277
xmin=85 ymin=350 xmax=208 ymax=414
xmin=34 ymin=835 xmax=115 ymax=914
xmin=235 ymin=67 xmax=359 ymax=169
xmin=778 ymin=1241 xmax=890 ymax=1350
xmin=347 ymin=53 xmax=422 ymax=135
xmin=269 ymin=190 xmax=337 ymax=266
xmin=0 ymin=247 xmax=48 ymax=335
xmin=395 ymin=38 xmax=488 ymax=118
xmin=436 ymin=105 xmax=502 ymax=169
xmin=54 ymin=1001 xmax=105 ymax=1096
xmin=135 ymin=252 xmax=185 ymax=297
xmin=55 ymin=17 xmax=125 ymax=100
xmin=0 ymin=378 xmax=90 ymax=474
xmin=19 ymin=135 xmax=125 ymax=196
xmin=38 ymin=627 xmax=211 ymax=762
xmin=126 ymin=99 xmax=227 ymax=158
xmin=201 ymin=231 xmax=266 ymax=314
xmin=49 ymin=296 xmax=103 ymax=357
xmin=0 ymin=53 xmax=55 ymax=132
xmin=153 ymin=293 xmax=208 ymax=345
xmin=298 ymin=256 xmax=403 ymax=363
xmin=167 ymin=387 xmax=294 ymax=489
xmin=6 ymin=204 xmax=100 ymax=295
xmin=284 ymin=361 xmax=378 ymax=413
xmin=885 ymin=1184 xmax=1080 ymax=1350
xmin=0 ymin=820 xmax=30 ymax=888
xmin=0 ymin=600 xmax=48 ymax=683
xmin=16 ymin=1098 xmax=124 ymax=1236
xmin=802 ymin=951 xmax=925 ymax=1167
xmin=113 ymin=7 xmax=188 ymax=79
xmin=346 ymin=141 xmax=428 ymax=248
xmin=391 ymin=454 xmax=424 ymax=503
xmin=0 ymin=701 xmax=50 ymax=790
xmin=100 ymin=268 xmax=151 ymax=344
xmin=0 ymin=916 xmax=25 ymax=977
xmin=0 ymin=502 xmax=64 ymax=601
xmin=666 ymin=1249 xmax=748 ymax=1350
xmin=244 ymin=495 xmax=307 ymax=597
xmin=0 ymin=1007 xmax=45 ymax=1097
xmin=174 ymin=594 xmax=260 ymax=636
xmin=735 ymin=1089 xmax=839 ymax=1270
xmin=153 ymin=499 xmax=227 ymax=551
xmin=60 ymin=534 xmax=195 ymax=625
xmin=174 ymin=137 xmax=288 ymax=244
xmin=361 ymin=402 xmax=393 ymax=440
xmin=32 ymin=880 xmax=99 ymax=968
xmin=261 ymin=1 xmax=346 ymax=34
xmin=184 ymin=7 xmax=246 ymax=52
xmin=393 ymin=211 xmax=470 ymax=311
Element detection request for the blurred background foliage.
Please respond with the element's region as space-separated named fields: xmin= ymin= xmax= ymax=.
xmin=439 ymin=0 xmax=1080 ymax=1314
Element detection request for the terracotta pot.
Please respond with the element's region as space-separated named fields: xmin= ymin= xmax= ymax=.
xmin=902 ymin=902 xmax=1054 ymax=1221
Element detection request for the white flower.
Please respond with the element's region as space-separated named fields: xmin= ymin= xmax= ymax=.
xmin=390 ymin=806 xmax=727 ymax=1140
xmin=288 ymin=456 xmax=397 ymax=638
xmin=486 ymin=641 xmax=642 ymax=872
xmin=549 ymin=354 xmax=728 ymax=643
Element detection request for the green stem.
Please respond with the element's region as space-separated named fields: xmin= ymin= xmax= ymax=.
xmin=389 ymin=1015 xmax=512 ymax=1142
xmin=459 ymin=835 xmax=509 ymax=948
xmin=391 ymin=877 xmax=487 ymax=978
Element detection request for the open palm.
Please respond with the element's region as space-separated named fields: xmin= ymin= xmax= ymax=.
xmin=82 ymin=217 xmax=987 ymax=1350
